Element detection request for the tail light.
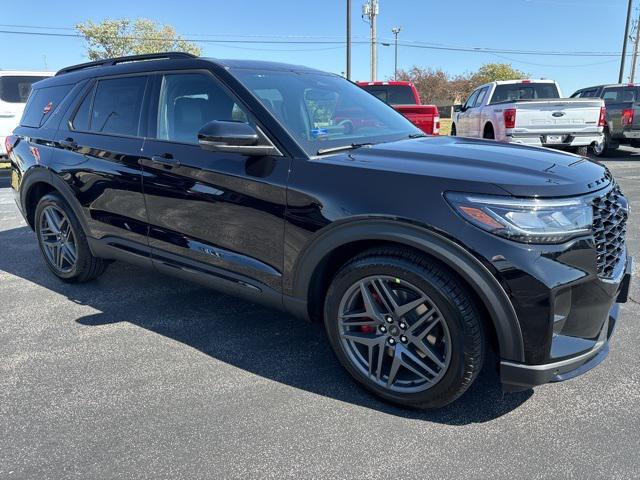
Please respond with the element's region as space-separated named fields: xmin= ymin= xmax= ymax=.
xmin=598 ymin=106 xmax=606 ymax=127
xmin=433 ymin=116 xmax=441 ymax=135
xmin=4 ymin=135 xmax=18 ymax=156
xmin=504 ymin=109 xmax=517 ymax=129
xmin=622 ymin=108 xmax=634 ymax=127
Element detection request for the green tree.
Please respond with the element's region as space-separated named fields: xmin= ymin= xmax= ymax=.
xmin=75 ymin=18 xmax=201 ymax=60
xmin=395 ymin=63 xmax=528 ymax=104
xmin=471 ymin=63 xmax=528 ymax=85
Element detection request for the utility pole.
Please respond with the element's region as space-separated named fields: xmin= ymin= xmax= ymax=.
xmin=620 ymin=0 xmax=633 ymax=83
xmin=630 ymin=11 xmax=640 ymax=82
xmin=391 ymin=27 xmax=401 ymax=81
xmin=363 ymin=0 xmax=379 ymax=81
xmin=346 ymin=0 xmax=352 ymax=80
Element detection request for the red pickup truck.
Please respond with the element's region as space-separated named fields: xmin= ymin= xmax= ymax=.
xmin=356 ymin=81 xmax=440 ymax=135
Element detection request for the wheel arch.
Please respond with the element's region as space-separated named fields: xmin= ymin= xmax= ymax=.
xmin=20 ymin=168 xmax=91 ymax=236
xmin=291 ymin=218 xmax=525 ymax=362
xmin=483 ymin=121 xmax=495 ymax=138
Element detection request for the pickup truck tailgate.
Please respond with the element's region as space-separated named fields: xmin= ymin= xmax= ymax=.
xmin=512 ymin=99 xmax=603 ymax=133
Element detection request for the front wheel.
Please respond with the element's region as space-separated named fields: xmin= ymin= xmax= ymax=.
xmin=573 ymin=146 xmax=589 ymax=157
xmin=323 ymin=249 xmax=485 ymax=409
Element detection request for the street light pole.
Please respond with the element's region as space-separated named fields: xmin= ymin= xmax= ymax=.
xmin=620 ymin=0 xmax=634 ymax=83
xmin=392 ymin=27 xmax=401 ymax=81
xmin=346 ymin=0 xmax=352 ymax=80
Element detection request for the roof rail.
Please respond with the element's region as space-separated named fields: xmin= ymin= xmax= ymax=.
xmin=55 ymin=52 xmax=197 ymax=76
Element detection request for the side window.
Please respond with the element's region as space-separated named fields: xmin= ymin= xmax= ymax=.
xmin=602 ymin=87 xmax=623 ymax=104
xmin=20 ymin=84 xmax=74 ymax=128
xmin=157 ymin=72 xmax=250 ymax=144
xmin=474 ymin=87 xmax=489 ymax=107
xmin=71 ymin=84 xmax=95 ymax=132
xmin=90 ymin=76 xmax=147 ymax=136
xmin=464 ymin=90 xmax=479 ymax=109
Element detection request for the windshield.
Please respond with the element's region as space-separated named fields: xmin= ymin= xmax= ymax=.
xmin=0 ymin=76 xmax=48 ymax=103
xmin=489 ymin=83 xmax=560 ymax=104
xmin=360 ymin=85 xmax=417 ymax=105
xmin=231 ymin=69 xmax=422 ymax=156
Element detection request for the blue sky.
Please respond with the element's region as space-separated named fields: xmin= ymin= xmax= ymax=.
xmin=0 ymin=0 xmax=633 ymax=94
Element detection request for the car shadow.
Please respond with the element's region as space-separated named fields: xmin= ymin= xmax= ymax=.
xmin=589 ymin=146 xmax=640 ymax=162
xmin=0 ymin=225 xmax=532 ymax=425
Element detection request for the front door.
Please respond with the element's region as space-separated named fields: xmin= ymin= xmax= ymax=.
xmin=140 ymin=71 xmax=290 ymax=292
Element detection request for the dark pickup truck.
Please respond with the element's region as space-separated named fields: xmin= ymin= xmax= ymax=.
xmin=572 ymin=83 xmax=640 ymax=156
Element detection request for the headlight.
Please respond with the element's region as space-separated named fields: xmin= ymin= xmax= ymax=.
xmin=445 ymin=192 xmax=593 ymax=244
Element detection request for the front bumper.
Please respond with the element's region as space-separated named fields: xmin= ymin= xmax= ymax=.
xmin=500 ymin=258 xmax=632 ymax=391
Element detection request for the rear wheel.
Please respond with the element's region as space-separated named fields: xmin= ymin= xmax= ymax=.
xmin=35 ymin=193 xmax=108 ymax=283
xmin=323 ymin=248 xmax=485 ymax=409
xmin=450 ymin=123 xmax=457 ymax=136
xmin=483 ymin=124 xmax=495 ymax=139
xmin=591 ymin=129 xmax=615 ymax=157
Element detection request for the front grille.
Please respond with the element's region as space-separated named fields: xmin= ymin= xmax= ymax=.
xmin=592 ymin=185 xmax=628 ymax=279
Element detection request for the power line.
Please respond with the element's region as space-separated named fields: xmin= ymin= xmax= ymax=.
xmin=0 ymin=27 xmax=636 ymax=58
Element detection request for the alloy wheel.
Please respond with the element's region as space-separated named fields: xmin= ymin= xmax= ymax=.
xmin=39 ymin=205 xmax=78 ymax=273
xmin=337 ymin=275 xmax=452 ymax=393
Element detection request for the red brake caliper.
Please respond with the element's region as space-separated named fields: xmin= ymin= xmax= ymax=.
xmin=360 ymin=288 xmax=382 ymax=334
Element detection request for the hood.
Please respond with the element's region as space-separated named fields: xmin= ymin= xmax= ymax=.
xmin=342 ymin=136 xmax=610 ymax=197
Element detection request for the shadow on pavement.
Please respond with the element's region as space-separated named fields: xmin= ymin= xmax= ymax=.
xmin=0 ymin=224 xmax=532 ymax=425
xmin=589 ymin=146 xmax=640 ymax=162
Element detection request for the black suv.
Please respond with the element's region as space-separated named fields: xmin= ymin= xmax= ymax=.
xmin=8 ymin=53 xmax=632 ymax=408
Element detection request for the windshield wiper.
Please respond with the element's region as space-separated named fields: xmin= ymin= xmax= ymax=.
xmin=407 ymin=133 xmax=428 ymax=139
xmin=316 ymin=142 xmax=375 ymax=156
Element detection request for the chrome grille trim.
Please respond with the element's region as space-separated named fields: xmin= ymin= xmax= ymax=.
xmin=592 ymin=185 xmax=628 ymax=279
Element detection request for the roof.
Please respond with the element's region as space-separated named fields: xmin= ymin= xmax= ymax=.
xmin=34 ymin=53 xmax=329 ymax=89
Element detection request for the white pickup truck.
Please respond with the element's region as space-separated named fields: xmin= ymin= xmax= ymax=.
xmin=452 ymin=80 xmax=606 ymax=155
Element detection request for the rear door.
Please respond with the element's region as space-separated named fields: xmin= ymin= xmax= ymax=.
xmin=456 ymin=89 xmax=479 ymax=136
xmin=54 ymin=74 xmax=151 ymax=257
xmin=140 ymin=70 xmax=289 ymax=292
xmin=468 ymin=86 xmax=489 ymax=137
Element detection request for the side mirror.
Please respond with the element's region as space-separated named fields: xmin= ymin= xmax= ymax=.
xmin=453 ymin=104 xmax=463 ymax=113
xmin=198 ymin=121 xmax=280 ymax=156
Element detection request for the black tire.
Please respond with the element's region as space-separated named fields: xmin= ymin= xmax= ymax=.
xmin=35 ymin=192 xmax=108 ymax=283
xmin=450 ymin=123 xmax=457 ymax=136
xmin=483 ymin=124 xmax=495 ymax=139
xmin=573 ymin=146 xmax=589 ymax=157
xmin=323 ymin=248 xmax=485 ymax=409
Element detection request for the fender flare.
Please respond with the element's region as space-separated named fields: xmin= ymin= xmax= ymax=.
xmin=291 ymin=219 xmax=525 ymax=362
xmin=19 ymin=167 xmax=92 ymax=236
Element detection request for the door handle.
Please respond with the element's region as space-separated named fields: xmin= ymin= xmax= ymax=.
xmin=59 ymin=137 xmax=77 ymax=149
xmin=151 ymin=154 xmax=181 ymax=168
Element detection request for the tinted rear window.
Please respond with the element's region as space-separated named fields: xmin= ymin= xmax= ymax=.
xmin=20 ymin=84 xmax=74 ymax=128
xmin=361 ymin=85 xmax=417 ymax=105
xmin=0 ymin=76 xmax=48 ymax=103
xmin=489 ymin=83 xmax=560 ymax=104
xmin=89 ymin=76 xmax=147 ymax=136
xmin=602 ymin=86 xmax=640 ymax=103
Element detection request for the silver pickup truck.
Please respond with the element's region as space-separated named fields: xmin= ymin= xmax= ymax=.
xmin=452 ymin=80 xmax=605 ymax=155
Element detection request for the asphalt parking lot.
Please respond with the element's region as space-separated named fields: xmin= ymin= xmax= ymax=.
xmin=1 ymin=148 xmax=639 ymax=479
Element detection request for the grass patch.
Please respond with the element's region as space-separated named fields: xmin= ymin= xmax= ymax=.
xmin=439 ymin=118 xmax=452 ymax=136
